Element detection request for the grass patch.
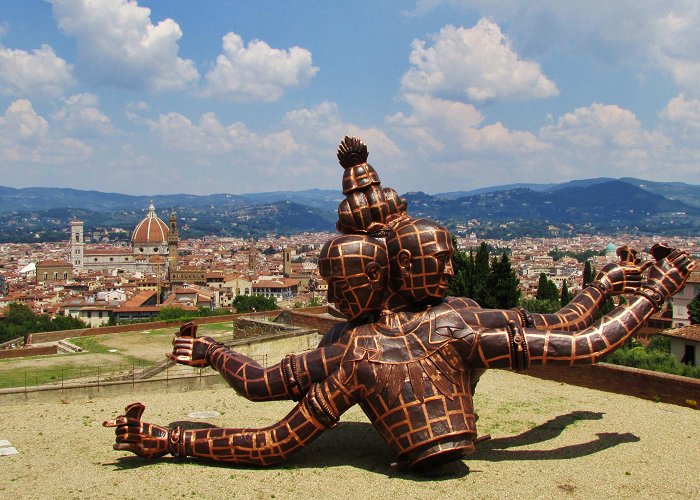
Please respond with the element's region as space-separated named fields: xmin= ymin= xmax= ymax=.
xmin=0 ymin=359 xmax=156 ymax=389
xmin=69 ymin=336 xmax=112 ymax=354
xmin=197 ymin=322 xmax=234 ymax=332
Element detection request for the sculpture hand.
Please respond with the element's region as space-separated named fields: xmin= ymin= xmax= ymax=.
xmin=167 ymin=322 xmax=219 ymax=367
xmin=103 ymin=402 xmax=169 ymax=459
xmin=593 ymin=246 xmax=651 ymax=295
xmin=643 ymin=246 xmax=697 ymax=299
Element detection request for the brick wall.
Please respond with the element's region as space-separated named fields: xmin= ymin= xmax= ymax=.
xmin=28 ymin=314 xmax=238 ymax=343
xmin=275 ymin=310 xmax=344 ymax=333
xmin=526 ymin=362 xmax=700 ymax=410
xmin=0 ymin=345 xmax=58 ymax=359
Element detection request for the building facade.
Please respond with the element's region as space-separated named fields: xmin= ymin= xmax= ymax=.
xmin=69 ymin=203 xmax=177 ymax=277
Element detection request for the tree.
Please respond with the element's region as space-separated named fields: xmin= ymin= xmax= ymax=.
xmin=473 ymin=242 xmax=491 ymax=306
xmin=560 ymin=280 xmax=571 ymax=306
xmin=0 ymin=303 xmax=86 ymax=343
xmin=536 ymin=273 xmax=559 ymax=302
xmin=486 ymin=252 xmax=520 ymax=309
xmin=447 ymin=238 xmax=474 ymax=298
xmin=688 ymin=292 xmax=700 ymax=325
xmin=49 ymin=315 xmax=87 ymax=331
xmin=582 ymin=261 xmax=595 ymax=287
xmin=157 ymin=307 xmax=197 ymax=321
xmin=233 ymin=295 xmax=279 ymax=313
xmin=519 ymin=297 xmax=561 ymax=314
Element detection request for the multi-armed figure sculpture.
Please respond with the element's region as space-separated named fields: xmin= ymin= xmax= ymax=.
xmin=105 ymin=136 xmax=696 ymax=471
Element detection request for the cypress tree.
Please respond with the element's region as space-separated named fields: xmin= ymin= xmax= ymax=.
xmin=689 ymin=293 xmax=700 ymax=324
xmin=473 ymin=242 xmax=490 ymax=306
xmin=583 ymin=261 xmax=595 ymax=286
xmin=560 ymin=280 xmax=571 ymax=306
xmin=487 ymin=252 xmax=520 ymax=309
xmin=447 ymin=237 xmax=474 ymax=298
xmin=536 ymin=273 xmax=559 ymax=302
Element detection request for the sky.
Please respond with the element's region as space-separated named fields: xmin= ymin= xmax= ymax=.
xmin=1 ymin=1 xmax=700 ymax=196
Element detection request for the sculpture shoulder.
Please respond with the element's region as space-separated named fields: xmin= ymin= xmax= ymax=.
xmin=443 ymin=296 xmax=481 ymax=310
xmin=432 ymin=302 xmax=475 ymax=340
xmin=317 ymin=321 xmax=352 ymax=348
xmin=345 ymin=308 xmax=473 ymax=364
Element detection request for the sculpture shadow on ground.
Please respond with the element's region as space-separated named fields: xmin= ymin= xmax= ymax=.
xmin=472 ymin=410 xmax=640 ymax=462
xmin=104 ymin=411 xmax=638 ymax=477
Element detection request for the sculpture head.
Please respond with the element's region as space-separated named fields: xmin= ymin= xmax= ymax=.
xmin=319 ymin=234 xmax=389 ymax=322
xmin=386 ymin=218 xmax=454 ymax=307
xmin=336 ymin=136 xmax=408 ymax=235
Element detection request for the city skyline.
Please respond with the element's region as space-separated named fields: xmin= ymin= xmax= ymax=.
xmin=2 ymin=1 xmax=700 ymax=195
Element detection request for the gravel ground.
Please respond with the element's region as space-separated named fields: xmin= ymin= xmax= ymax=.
xmin=1 ymin=369 xmax=698 ymax=499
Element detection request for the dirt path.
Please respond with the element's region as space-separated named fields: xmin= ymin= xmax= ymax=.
xmin=1 ymin=369 xmax=698 ymax=499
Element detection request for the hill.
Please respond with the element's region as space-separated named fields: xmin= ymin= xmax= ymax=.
xmin=1 ymin=177 xmax=699 ymax=242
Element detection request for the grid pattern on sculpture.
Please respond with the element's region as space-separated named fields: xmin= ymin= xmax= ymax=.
xmin=360 ymin=358 xmax=476 ymax=459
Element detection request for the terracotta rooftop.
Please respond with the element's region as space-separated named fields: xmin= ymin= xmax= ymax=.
xmin=84 ymin=248 xmax=132 ymax=256
xmin=36 ymin=259 xmax=72 ymax=267
xmin=660 ymin=325 xmax=700 ymax=342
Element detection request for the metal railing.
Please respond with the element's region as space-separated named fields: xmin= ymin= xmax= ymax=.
xmin=0 ymin=354 xmax=268 ymax=392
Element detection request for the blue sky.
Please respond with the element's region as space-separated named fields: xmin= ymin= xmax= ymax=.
xmin=1 ymin=1 xmax=699 ymax=195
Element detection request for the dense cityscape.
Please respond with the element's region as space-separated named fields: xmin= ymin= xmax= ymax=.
xmin=2 ymin=201 xmax=699 ymax=335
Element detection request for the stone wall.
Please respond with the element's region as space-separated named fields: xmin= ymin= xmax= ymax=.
xmin=274 ymin=310 xmax=344 ymax=333
xmin=526 ymin=362 xmax=700 ymax=410
xmin=0 ymin=345 xmax=58 ymax=359
xmin=28 ymin=314 xmax=237 ymax=343
xmin=26 ymin=306 xmax=337 ymax=344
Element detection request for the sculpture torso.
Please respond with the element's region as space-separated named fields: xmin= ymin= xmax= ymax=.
xmin=341 ymin=305 xmax=478 ymax=469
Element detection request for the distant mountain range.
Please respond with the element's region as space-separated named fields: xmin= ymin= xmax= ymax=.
xmin=435 ymin=177 xmax=700 ymax=208
xmin=0 ymin=177 xmax=698 ymax=242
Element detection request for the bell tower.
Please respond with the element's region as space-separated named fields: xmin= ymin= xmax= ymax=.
xmin=69 ymin=218 xmax=84 ymax=272
xmin=248 ymin=240 xmax=257 ymax=273
xmin=168 ymin=211 xmax=179 ymax=269
xmin=282 ymin=247 xmax=292 ymax=277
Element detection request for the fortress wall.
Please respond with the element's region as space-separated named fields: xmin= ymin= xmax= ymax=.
xmin=526 ymin=362 xmax=700 ymax=410
xmin=25 ymin=306 xmax=337 ymax=344
xmin=27 ymin=315 xmax=236 ymax=343
xmin=0 ymin=345 xmax=58 ymax=359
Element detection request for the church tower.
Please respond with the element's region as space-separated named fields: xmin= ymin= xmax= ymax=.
xmin=282 ymin=247 xmax=292 ymax=277
xmin=168 ymin=211 xmax=179 ymax=269
xmin=248 ymin=241 xmax=257 ymax=273
xmin=69 ymin=218 xmax=84 ymax=273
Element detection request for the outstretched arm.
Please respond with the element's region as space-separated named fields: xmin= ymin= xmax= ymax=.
xmin=467 ymin=247 xmax=695 ymax=369
xmin=104 ymin=361 xmax=364 ymax=466
xmin=528 ymin=246 xmax=650 ymax=331
xmin=169 ymin=323 xmax=347 ymax=401
xmin=447 ymin=246 xmax=649 ymax=332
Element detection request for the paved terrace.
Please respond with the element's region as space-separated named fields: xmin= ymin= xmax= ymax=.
xmin=1 ymin=369 xmax=698 ymax=499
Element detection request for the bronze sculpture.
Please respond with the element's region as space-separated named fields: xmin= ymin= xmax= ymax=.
xmin=105 ymin=136 xmax=697 ymax=471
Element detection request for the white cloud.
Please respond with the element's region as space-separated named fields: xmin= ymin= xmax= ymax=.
xmin=652 ymin=6 xmax=700 ymax=96
xmin=660 ymin=95 xmax=700 ymax=129
xmin=658 ymin=94 xmax=700 ymax=151
xmin=283 ymin=102 xmax=402 ymax=179
xmin=202 ymin=32 xmax=318 ymax=102
xmin=143 ymin=103 xmax=400 ymax=192
xmin=401 ymin=19 xmax=558 ymax=101
xmin=415 ymin=3 xmax=700 ymax=96
xmin=540 ymin=103 xmax=669 ymax=150
xmin=284 ymin=102 xmax=398 ymax=155
xmin=0 ymin=99 xmax=91 ymax=165
xmin=0 ymin=44 xmax=74 ymax=98
xmin=537 ymin=103 xmax=674 ymax=180
xmin=50 ymin=0 xmax=198 ymax=91
xmin=152 ymin=111 xmax=304 ymax=159
xmin=52 ymin=93 xmax=114 ymax=137
xmin=387 ymin=93 xmax=548 ymax=154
